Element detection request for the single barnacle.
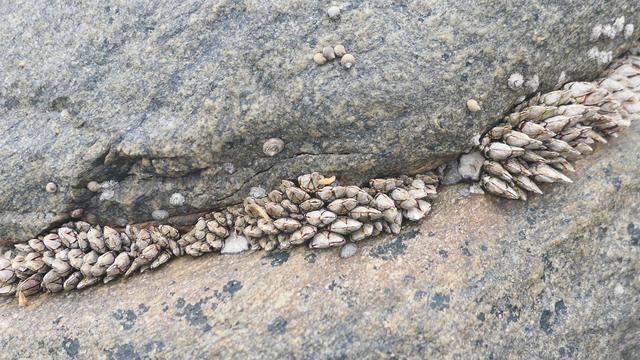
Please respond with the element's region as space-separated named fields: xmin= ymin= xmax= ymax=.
xmin=340 ymin=54 xmax=356 ymax=69
xmin=45 ymin=182 xmax=58 ymax=193
xmin=262 ymin=138 xmax=285 ymax=156
xmin=313 ymin=53 xmax=327 ymax=65
xmin=467 ymin=99 xmax=481 ymax=113
xmin=333 ymin=45 xmax=346 ymax=58
xmin=322 ymin=46 xmax=336 ymax=61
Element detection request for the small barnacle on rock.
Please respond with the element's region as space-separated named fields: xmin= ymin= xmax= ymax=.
xmin=327 ymin=6 xmax=340 ymax=19
xmin=169 ymin=193 xmax=185 ymax=207
xmin=466 ymin=99 xmax=481 ymax=113
xmin=249 ymin=187 xmax=267 ymax=199
xmin=602 ymin=24 xmax=616 ymax=39
xmin=508 ymin=73 xmax=524 ymax=89
xmin=334 ymin=45 xmax=346 ymax=58
xmin=86 ymin=181 xmax=100 ymax=192
xmin=45 ymin=182 xmax=57 ymax=193
xmin=624 ymin=24 xmax=634 ymax=39
xmin=223 ymin=162 xmax=236 ymax=174
xmin=313 ymin=53 xmax=327 ymax=65
xmin=322 ymin=46 xmax=336 ymax=61
xmin=340 ymin=54 xmax=355 ymax=69
xmin=263 ymin=138 xmax=285 ymax=157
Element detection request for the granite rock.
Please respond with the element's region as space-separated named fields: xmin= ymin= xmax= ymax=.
xmin=1 ymin=1 xmax=639 ymax=241
xmin=0 ymin=121 xmax=637 ymax=358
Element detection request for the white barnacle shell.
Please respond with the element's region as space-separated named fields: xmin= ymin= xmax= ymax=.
xmin=624 ymin=24 xmax=634 ymax=39
xmin=285 ymin=187 xmax=310 ymax=204
xmin=169 ymin=192 xmax=186 ymax=206
xmin=508 ymin=73 xmax=524 ymax=89
xmin=262 ymin=138 xmax=285 ymax=156
xmin=481 ymin=176 xmax=520 ymax=200
xmin=313 ymin=52 xmax=327 ymax=65
xmin=273 ymin=218 xmax=302 ymax=233
xmin=322 ymin=46 xmax=336 ymax=61
xmin=45 ymin=182 xmax=58 ymax=193
xmin=373 ymin=193 xmax=395 ymax=211
xmin=349 ymin=206 xmax=383 ymax=221
xmin=530 ymin=163 xmax=573 ymax=183
xmin=327 ymin=6 xmax=340 ymax=19
xmin=340 ymin=54 xmax=355 ymax=69
xmin=305 ymin=209 xmax=337 ymax=227
xmin=514 ymin=175 xmax=543 ymax=195
xmin=483 ymin=142 xmax=524 ymax=161
xmin=289 ymin=225 xmax=317 ymax=245
xmin=328 ymin=217 xmax=363 ymax=235
xmin=300 ymin=198 xmax=324 ymax=212
xmin=310 ymin=231 xmax=345 ymax=249
xmin=466 ymin=99 xmax=481 ymax=113
xmin=327 ymin=198 xmax=358 ymax=214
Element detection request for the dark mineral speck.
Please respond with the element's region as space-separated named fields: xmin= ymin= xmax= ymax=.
xmin=539 ymin=309 xmax=553 ymax=334
xmin=262 ymin=251 xmax=290 ymax=266
xmin=62 ymin=337 xmax=80 ymax=358
xmin=112 ymin=309 xmax=137 ymax=331
xmin=223 ymin=280 xmax=243 ymax=295
xmin=430 ymin=293 xmax=450 ymax=311
xmin=267 ymin=316 xmax=288 ymax=335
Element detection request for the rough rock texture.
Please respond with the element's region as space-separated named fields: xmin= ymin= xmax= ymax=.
xmin=1 ymin=1 xmax=639 ymax=242
xmin=0 ymin=121 xmax=637 ymax=358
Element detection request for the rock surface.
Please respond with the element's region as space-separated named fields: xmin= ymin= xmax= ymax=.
xmin=1 ymin=1 xmax=639 ymax=241
xmin=0 ymin=121 xmax=637 ymax=358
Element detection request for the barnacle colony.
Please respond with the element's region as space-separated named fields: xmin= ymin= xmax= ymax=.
xmin=478 ymin=51 xmax=639 ymax=199
xmin=1 ymin=46 xmax=638 ymax=301
xmin=0 ymin=173 xmax=439 ymax=298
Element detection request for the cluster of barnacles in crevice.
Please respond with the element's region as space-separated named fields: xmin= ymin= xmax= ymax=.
xmin=478 ymin=51 xmax=639 ymax=199
xmin=0 ymin=172 xmax=438 ymax=300
xmin=2 ymin=48 xmax=638 ymax=303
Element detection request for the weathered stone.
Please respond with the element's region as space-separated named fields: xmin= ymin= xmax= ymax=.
xmin=0 ymin=121 xmax=637 ymax=358
xmin=1 ymin=1 xmax=638 ymax=242
xmin=441 ymin=159 xmax=463 ymax=185
xmin=458 ymin=151 xmax=485 ymax=181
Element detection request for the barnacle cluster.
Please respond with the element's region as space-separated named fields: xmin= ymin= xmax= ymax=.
xmin=313 ymin=45 xmax=355 ymax=69
xmin=3 ymin=47 xmax=639 ymax=302
xmin=0 ymin=173 xmax=438 ymax=298
xmin=479 ymin=52 xmax=639 ymax=200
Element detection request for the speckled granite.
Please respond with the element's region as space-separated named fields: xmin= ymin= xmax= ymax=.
xmin=0 ymin=122 xmax=637 ymax=359
xmin=1 ymin=1 xmax=639 ymax=241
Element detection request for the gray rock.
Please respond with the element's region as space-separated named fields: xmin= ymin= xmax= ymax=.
xmin=220 ymin=232 xmax=249 ymax=255
xmin=1 ymin=120 xmax=637 ymax=358
xmin=151 ymin=210 xmax=169 ymax=221
xmin=339 ymin=242 xmax=358 ymax=258
xmin=1 ymin=1 xmax=639 ymax=242
xmin=441 ymin=160 xmax=463 ymax=185
xmin=458 ymin=151 xmax=485 ymax=181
